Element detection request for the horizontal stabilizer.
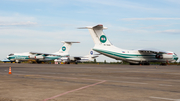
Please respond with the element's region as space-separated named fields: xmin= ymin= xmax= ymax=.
xmin=79 ymin=24 xmax=112 ymax=45
xmin=78 ymin=24 xmax=108 ymax=29
xmin=61 ymin=41 xmax=80 ymax=43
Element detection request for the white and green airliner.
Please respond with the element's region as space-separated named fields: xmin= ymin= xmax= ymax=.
xmin=80 ymin=24 xmax=178 ymax=65
xmin=7 ymin=41 xmax=79 ymax=63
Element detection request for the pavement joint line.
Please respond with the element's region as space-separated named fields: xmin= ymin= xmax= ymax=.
xmin=0 ymin=72 xmax=179 ymax=87
xmin=109 ymin=80 xmax=148 ymax=85
xmin=11 ymin=73 xmax=149 ymax=84
xmin=3 ymin=71 xmax=180 ymax=82
xmin=42 ymin=80 xmax=106 ymax=101
xmin=41 ymin=75 xmax=149 ymax=85
xmin=149 ymin=96 xmax=180 ymax=101
xmin=9 ymin=73 xmax=103 ymax=82
xmin=0 ymin=73 xmax=177 ymax=85
xmin=158 ymin=84 xmax=173 ymax=86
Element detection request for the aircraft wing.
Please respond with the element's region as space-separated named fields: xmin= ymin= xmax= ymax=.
xmin=1 ymin=59 xmax=11 ymax=62
xmin=29 ymin=52 xmax=61 ymax=56
xmin=91 ymin=56 xmax=99 ymax=58
xmin=73 ymin=55 xmax=99 ymax=60
xmin=73 ymin=57 xmax=82 ymax=60
xmin=138 ymin=48 xmax=168 ymax=54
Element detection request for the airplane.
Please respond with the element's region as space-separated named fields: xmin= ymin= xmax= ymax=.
xmin=54 ymin=49 xmax=99 ymax=64
xmin=6 ymin=41 xmax=79 ymax=63
xmin=1 ymin=58 xmax=12 ymax=63
xmin=79 ymin=24 xmax=179 ymax=65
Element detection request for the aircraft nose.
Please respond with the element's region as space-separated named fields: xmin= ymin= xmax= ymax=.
xmin=6 ymin=56 xmax=9 ymax=59
xmin=174 ymin=56 xmax=178 ymax=61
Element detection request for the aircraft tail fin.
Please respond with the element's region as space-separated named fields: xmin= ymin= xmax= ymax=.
xmin=59 ymin=41 xmax=80 ymax=53
xmin=84 ymin=49 xmax=99 ymax=60
xmin=79 ymin=24 xmax=112 ymax=45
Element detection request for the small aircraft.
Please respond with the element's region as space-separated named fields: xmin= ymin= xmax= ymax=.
xmin=79 ymin=24 xmax=178 ymax=65
xmin=54 ymin=49 xmax=99 ymax=64
xmin=1 ymin=58 xmax=12 ymax=63
xmin=7 ymin=41 xmax=79 ymax=63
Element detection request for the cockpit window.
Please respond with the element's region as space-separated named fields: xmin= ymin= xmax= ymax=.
xmin=8 ymin=54 xmax=14 ymax=56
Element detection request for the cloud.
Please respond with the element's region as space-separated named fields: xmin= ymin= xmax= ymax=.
xmin=76 ymin=0 xmax=157 ymax=11
xmin=156 ymin=29 xmax=180 ymax=34
xmin=0 ymin=15 xmax=36 ymax=22
xmin=0 ymin=28 xmax=88 ymax=41
xmin=166 ymin=0 xmax=180 ymax=4
xmin=0 ymin=21 xmax=37 ymax=26
xmin=0 ymin=14 xmax=37 ymax=27
xmin=116 ymin=27 xmax=149 ymax=34
xmin=121 ymin=18 xmax=180 ymax=21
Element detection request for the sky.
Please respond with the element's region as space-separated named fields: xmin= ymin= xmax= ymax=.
xmin=0 ymin=0 xmax=180 ymax=62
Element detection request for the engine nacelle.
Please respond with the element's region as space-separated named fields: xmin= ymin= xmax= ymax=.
xmin=35 ymin=55 xmax=45 ymax=59
xmin=28 ymin=55 xmax=45 ymax=59
xmin=156 ymin=54 xmax=163 ymax=59
xmin=162 ymin=54 xmax=173 ymax=59
xmin=28 ymin=55 xmax=36 ymax=59
xmin=156 ymin=53 xmax=173 ymax=59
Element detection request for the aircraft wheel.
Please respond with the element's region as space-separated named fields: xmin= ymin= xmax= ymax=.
xmin=144 ymin=62 xmax=150 ymax=65
xmin=130 ymin=63 xmax=140 ymax=65
xmin=160 ymin=63 xmax=167 ymax=66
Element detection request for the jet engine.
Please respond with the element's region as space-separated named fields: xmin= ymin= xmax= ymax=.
xmin=28 ymin=55 xmax=36 ymax=59
xmin=28 ymin=55 xmax=45 ymax=59
xmin=156 ymin=53 xmax=173 ymax=59
xmin=162 ymin=54 xmax=173 ymax=59
xmin=35 ymin=55 xmax=45 ymax=59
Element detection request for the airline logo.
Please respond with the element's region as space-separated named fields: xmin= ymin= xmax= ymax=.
xmin=90 ymin=51 xmax=93 ymax=55
xmin=100 ymin=35 xmax=107 ymax=43
xmin=62 ymin=46 xmax=66 ymax=51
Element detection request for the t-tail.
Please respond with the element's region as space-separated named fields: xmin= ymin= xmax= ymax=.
xmin=83 ymin=49 xmax=99 ymax=61
xmin=58 ymin=41 xmax=80 ymax=53
xmin=79 ymin=24 xmax=112 ymax=46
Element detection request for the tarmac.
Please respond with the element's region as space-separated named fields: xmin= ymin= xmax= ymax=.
xmin=0 ymin=63 xmax=180 ymax=101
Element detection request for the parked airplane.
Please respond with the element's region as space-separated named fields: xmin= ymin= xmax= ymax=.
xmin=79 ymin=24 xmax=178 ymax=65
xmin=54 ymin=49 xmax=99 ymax=64
xmin=1 ymin=58 xmax=11 ymax=63
xmin=7 ymin=41 xmax=79 ymax=63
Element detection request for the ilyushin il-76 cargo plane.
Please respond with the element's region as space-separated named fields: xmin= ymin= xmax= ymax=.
xmin=54 ymin=49 xmax=99 ymax=64
xmin=79 ymin=25 xmax=178 ymax=65
xmin=7 ymin=41 xmax=79 ymax=63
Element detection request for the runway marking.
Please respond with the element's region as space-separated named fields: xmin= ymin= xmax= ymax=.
xmin=43 ymin=80 xmax=106 ymax=101
xmin=150 ymin=96 xmax=180 ymax=101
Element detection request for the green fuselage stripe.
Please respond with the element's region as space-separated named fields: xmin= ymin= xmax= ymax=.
xmin=93 ymin=48 xmax=156 ymax=59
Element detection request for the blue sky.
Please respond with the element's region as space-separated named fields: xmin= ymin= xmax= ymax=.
xmin=0 ymin=0 xmax=180 ymax=62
